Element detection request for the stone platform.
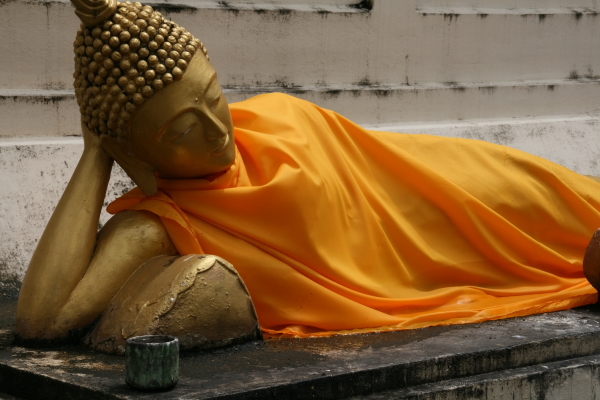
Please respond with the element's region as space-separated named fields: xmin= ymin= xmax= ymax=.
xmin=2 ymin=297 xmax=600 ymax=399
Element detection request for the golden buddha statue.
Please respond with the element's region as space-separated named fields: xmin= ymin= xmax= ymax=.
xmin=15 ymin=0 xmax=600 ymax=353
xmin=15 ymin=0 xmax=259 ymax=353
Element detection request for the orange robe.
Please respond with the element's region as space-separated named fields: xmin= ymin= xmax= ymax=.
xmin=108 ymin=93 xmax=600 ymax=337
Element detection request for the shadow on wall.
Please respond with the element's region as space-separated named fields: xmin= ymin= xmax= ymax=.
xmin=0 ymin=250 xmax=22 ymax=299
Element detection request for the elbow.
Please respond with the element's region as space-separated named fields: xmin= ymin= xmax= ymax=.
xmin=15 ymin=297 xmax=63 ymax=343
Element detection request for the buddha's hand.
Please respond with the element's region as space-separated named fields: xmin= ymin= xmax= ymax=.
xmin=81 ymin=119 xmax=103 ymax=151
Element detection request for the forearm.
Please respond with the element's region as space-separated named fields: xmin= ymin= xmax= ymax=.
xmin=16 ymin=145 xmax=113 ymax=337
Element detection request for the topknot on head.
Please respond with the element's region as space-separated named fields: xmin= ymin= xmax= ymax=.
xmin=72 ymin=0 xmax=119 ymax=27
xmin=72 ymin=1 xmax=210 ymax=140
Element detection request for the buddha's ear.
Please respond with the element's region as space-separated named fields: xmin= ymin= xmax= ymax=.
xmin=100 ymin=136 xmax=158 ymax=197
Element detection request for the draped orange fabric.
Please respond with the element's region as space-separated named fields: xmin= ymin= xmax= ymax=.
xmin=108 ymin=93 xmax=600 ymax=337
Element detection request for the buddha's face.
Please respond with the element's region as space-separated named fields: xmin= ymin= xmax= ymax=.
xmin=127 ymin=53 xmax=235 ymax=179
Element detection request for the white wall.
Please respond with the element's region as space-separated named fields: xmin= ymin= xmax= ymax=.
xmin=1 ymin=0 xmax=599 ymax=288
xmin=417 ymin=0 xmax=599 ymax=10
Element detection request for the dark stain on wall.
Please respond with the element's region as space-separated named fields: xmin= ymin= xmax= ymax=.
xmin=479 ymin=86 xmax=497 ymax=95
xmin=585 ymin=68 xmax=600 ymax=80
xmin=356 ymin=77 xmax=376 ymax=87
xmin=0 ymin=94 xmax=73 ymax=106
xmin=0 ymin=250 xmax=21 ymax=299
xmin=373 ymin=89 xmax=391 ymax=98
xmin=217 ymin=1 xmax=240 ymax=16
xmin=274 ymin=79 xmax=301 ymax=89
xmin=323 ymin=90 xmax=342 ymax=99
xmin=569 ymin=70 xmax=581 ymax=80
xmin=349 ymin=0 xmax=373 ymax=11
xmin=444 ymin=13 xmax=459 ymax=22
xmin=444 ymin=82 xmax=466 ymax=92
xmin=154 ymin=3 xmax=198 ymax=15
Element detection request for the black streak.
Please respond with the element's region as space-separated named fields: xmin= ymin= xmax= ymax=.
xmin=349 ymin=0 xmax=373 ymax=11
xmin=153 ymin=3 xmax=198 ymax=14
xmin=569 ymin=70 xmax=580 ymax=80
xmin=217 ymin=1 xmax=240 ymax=16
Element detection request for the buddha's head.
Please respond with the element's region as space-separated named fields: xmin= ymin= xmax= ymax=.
xmin=71 ymin=0 xmax=235 ymax=195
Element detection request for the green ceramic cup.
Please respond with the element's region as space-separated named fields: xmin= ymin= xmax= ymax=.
xmin=125 ymin=335 xmax=179 ymax=391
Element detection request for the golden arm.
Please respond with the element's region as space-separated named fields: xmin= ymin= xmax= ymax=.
xmin=16 ymin=123 xmax=113 ymax=339
xmin=15 ymin=123 xmax=177 ymax=340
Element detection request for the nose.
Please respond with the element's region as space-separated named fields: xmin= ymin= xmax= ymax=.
xmin=202 ymin=111 xmax=227 ymax=141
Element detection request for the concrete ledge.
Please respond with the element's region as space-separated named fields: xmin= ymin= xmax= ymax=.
xmin=417 ymin=6 xmax=600 ymax=15
xmin=1 ymin=296 xmax=600 ymax=399
xmin=2 ymin=1 xmax=598 ymax=91
xmin=7 ymin=0 xmax=370 ymax=13
xmin=146 ymin=0 xmax=371 ymax=13
xmin=229 ymin=79 xmax=600 ymax=124
xmin=0 ymin=90 xmax=79 ymax=138
xmin=354 ymin=354 xmax=600 ymax=399
xmin=2 ymin=79 xmax=600 ymax=137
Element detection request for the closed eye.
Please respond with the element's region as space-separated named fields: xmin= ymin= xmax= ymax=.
xmin=160 ymin=111 xmax=199 ymax=143
xmin=164 ymin=123 xmax=197 ymax=143
xmin=178 ymin=126 xmax=193 ymax=140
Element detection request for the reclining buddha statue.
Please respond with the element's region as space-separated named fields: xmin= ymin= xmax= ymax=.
xmin=15 ymin=0 xmax=600 ymax=353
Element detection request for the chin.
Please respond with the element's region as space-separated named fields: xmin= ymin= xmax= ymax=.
xmin=190 ymin=146 xmax=235 ymax=178
xmin=214 ymin=141 xmax=236 ymax=167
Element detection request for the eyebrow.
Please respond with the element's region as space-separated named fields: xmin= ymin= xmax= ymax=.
xmin=204 ymin=72 xmax=219 ymax=94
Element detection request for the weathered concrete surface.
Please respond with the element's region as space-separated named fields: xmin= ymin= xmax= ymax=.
xmin=3 ymin=80 xmax=600 ymax=137
xmin=0 ymin=90 xmax=79 ymax=138
xmin=0 ymin=138 xmax=134 ymax=293
xmin=353 ymin=354 xmax=600 ymax=399
xmin=3 ymin=297 xmax=600 ymax=399
xmin=2 ymin=0 xmax=600 ymax=135
xmin=1 ymin=1 xmax=598 ymax=90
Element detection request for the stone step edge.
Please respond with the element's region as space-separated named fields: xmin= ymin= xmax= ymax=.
xmin=2 ymin=78 xmax=599 ymax=100
xmin=353 ymin=353 xmax=600 ymax=400
xmin=0 ymin=111 xmax=598 ymax=144
xmin=4 ymin=0 xmax=369 ymax=14
xmin=417 ymin=6 xmax=600 ymax=15
xmin=0 ymin=137 xmax=82 ymax=146
xmin=0 ymin=362 xmax=121 ymax=400
xmin=3 ymin=330 xmax=600 ymax=400
xmin=204 ymin=331 xmax=600 ymax=399
xmin=363 ymin=112 xmax=600 ymax=132
xmin=1 ymin=80 xmax=599 ymax=135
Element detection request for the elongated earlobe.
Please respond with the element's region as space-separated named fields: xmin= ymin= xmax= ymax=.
xmin=100 ymin=136 xmax=158 ymax=196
